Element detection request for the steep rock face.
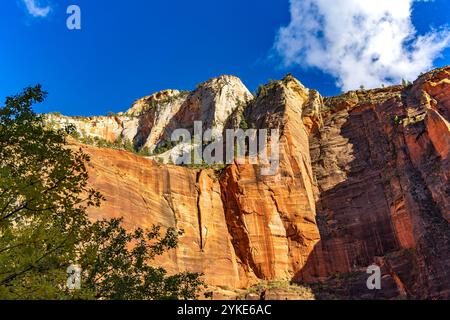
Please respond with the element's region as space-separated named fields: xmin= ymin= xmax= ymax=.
xmin=162 ymin=75 xmax=253 ymax=139
xmin=80 ymin=144 xmax=255 ymax=288
xmin=303 ymin=68 xmax=450 ymax=299
xmin=129 ymin=90 xmax=189 ymax=151
xmin=219 ymin=77 xmax=321 ymax=281
xmin=153 ymin=75 xmax=253 ymax=161
xmin=58 ymin=67 xmax=449 ymax=299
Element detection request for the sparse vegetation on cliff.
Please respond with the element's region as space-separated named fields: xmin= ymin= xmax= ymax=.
xmin=153 ymin=139 xmax=176 ymax=155
xmin=76 ymin=135 xmax=133 ymax=151
xmin=71 ymin=133 xmax=157 ymax=157
xmin=255 ymin=84 xmax=267 ymax=98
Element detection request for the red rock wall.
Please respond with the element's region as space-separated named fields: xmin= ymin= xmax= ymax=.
xmin=303 ymin=68 xmax=450 ymax=298
xmin=219 ymin=79 xmax=321 ymax=281
xmin=81 ymin=68 xmax=450 ymax=299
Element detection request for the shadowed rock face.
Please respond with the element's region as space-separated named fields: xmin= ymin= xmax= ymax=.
xmin=303 ymin=68 xmax=450 ymax=299
xmin=59 ymin=68 xmax=449 ymax=299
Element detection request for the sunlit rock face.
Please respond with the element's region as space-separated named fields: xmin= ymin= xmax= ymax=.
xmin=46 ymin=114 xmax=127 ymax=142
xmin=220 ymin=77 xmax=321 ymax=282
xmin=80 ymin=146 xmax=256 ymax=289
xmin=57 ymin=67 xmax=449 ymax=299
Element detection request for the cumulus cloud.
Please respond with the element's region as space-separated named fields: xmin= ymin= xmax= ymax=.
xmin=23 ymin=0 xmax=51 ymax=18
xmin=275 ymin=0 xmax=450 ymax=91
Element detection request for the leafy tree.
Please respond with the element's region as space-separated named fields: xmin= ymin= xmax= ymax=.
xmin=0 ymin=85 xmax=97 ymax=299
xmin=78 ymin=220 xmax=203 ymax=300
xmin=0 ymin=85 xmax=204 ymax=300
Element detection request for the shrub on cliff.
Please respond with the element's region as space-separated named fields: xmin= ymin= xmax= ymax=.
xmin=0 ymin=86 xmax=204 ymax=300
xmin=255 ymin=84 xmax=267 ymax=98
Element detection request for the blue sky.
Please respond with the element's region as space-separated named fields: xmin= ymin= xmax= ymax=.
xmin=1 ymin=0 xmax=450 ymax=116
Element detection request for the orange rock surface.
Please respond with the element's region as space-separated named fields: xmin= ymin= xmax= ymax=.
xmin=82 ymin=146 xmax=255 ymax=288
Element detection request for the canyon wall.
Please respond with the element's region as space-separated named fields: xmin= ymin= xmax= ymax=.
xmin=303 ymin=68 xmax=450 ymax=299
xmin=56 ymin=67 xmax=450 ymax=299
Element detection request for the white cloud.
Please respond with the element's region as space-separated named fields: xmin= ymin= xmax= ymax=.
xmin=23 ymin=0 xmax=51 ymax=18
xmin=275 ymin=0 xmax=450 ymax=91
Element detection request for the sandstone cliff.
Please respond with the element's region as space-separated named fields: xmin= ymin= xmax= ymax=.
xmin=53 ymin=67 xmax=450 ymax=299
xmin=304 ymin=68 xmax=450 ymax=299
